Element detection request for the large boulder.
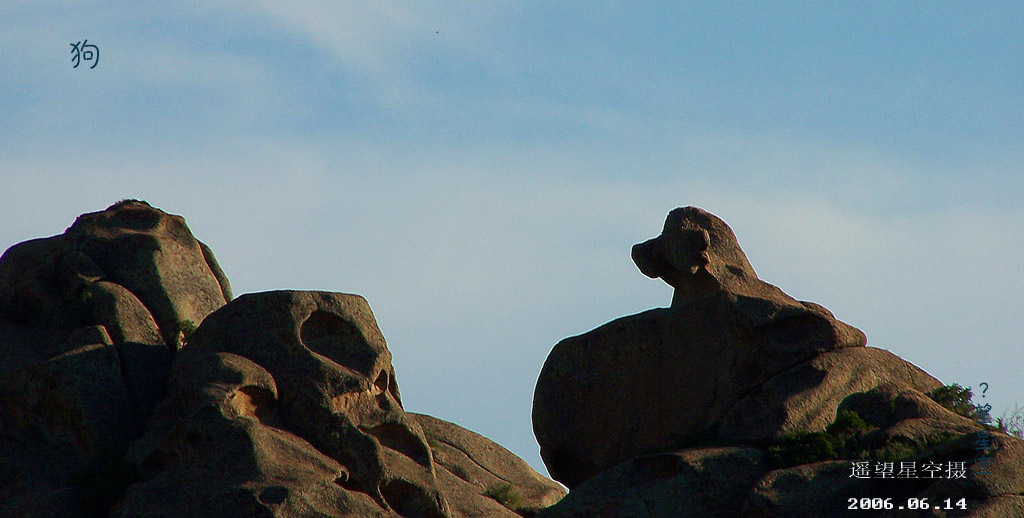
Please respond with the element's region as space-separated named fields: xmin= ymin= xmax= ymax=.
xmin=538 ymin=413 xmax=1023 ymax=518
xmin=1 ymin=202 xmax=563 ymax=517
xmin=153 ymin=290 xmax=449 ymax=517
xmin=118 ymin=351 xmax=389 ymax=518
xmin=0 ymin=331 xmax=135 ymax=516
xmin=533 ymin=206 xmax=868 ymax=487
xmin=717 ymin=347 xmax=944 ymax=442
xmin=128 ymin=290 xmax=564 ymax=517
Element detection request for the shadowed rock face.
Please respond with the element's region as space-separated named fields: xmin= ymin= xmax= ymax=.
xmin=0 ymin=200 xmax=231 ymax=350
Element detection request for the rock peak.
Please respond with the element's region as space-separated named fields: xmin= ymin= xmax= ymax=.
xmin=632 ymin=206 xmax=762 ymax=304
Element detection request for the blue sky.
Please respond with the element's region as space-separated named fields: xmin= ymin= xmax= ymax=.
xmin=3 ymin=2 xmax=1023 ymax=475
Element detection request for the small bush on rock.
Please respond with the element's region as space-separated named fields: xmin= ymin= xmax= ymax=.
xmin=926 ymin=383 xmax=992 ymax=423
xmin=766 ymin=432 xmax=840 ymax=467
xmin=484 ymin=482 xmax=521 ymax=511
xmin=826 ymin=410 xmax=871 ymax=440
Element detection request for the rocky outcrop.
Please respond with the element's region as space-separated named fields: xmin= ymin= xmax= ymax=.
xmin=539 ymin=447 xmax=765 ymax=518
xmin=534 ymin=206 xmax=1024 ymax=516
xmin=533 ymin=207 xmax=871 ymax=487
xmin=0 ymin=201 xmax=233 ymax=516
xmin=0 ymin=202 xmax=564 ymax=517
xmin=124 ymin=290 xmax=563 ymax=517
xmin=0 ymin=200 xmax=232 ymax=426
xmin=0 ymin=200 xmax=231 ymax=349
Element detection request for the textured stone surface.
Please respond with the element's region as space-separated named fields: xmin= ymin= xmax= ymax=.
xmin=62 ymin=200 xmax=232 ymax=349
xmin=0 ymin=200 xmax=232 ymax=424
xmin=0 ymin=200 xmax=231 ymax=348
xmin=416 ymin=413 xmax=566 ymax=517
xmin=0 ymin=339 xmax=134 ymax=516
xmin=120 ymin=351 xmax=387 ymax=518
xmin=538 ymin=447 xmax=765 ymax=518
xmin=5 ymin=201 xmax=1018 ymax=517
xmin=740 ymin=429 xmax=1024 ymax=518
xmin=717 ymin=347 xmax=944 ymax=442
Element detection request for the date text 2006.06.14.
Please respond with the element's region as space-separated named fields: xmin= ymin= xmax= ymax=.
xmin=848 ymin=498 xmax=967 ymax=511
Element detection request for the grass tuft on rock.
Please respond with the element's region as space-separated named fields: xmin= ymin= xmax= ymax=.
xmin=177 ymin=319 xmax=197 ymax=340
xmin=766 ymin=431 xmax=840 ymax=468
xmin=483 ymin=481 xmax=521 ymax=511
xmin=996 ymin=404 xmax=1024 ymax=440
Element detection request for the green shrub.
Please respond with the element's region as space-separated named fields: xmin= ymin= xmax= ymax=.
xmin=177 ymin=319 xmax=198 ymax=344
xmin=766 ymin=432 xmax=839 ymax=468
xmin=826 ymin=410 xmax=871 ymax=440
xmin=926 ymin=383 xmax=992 ymax=422
xmin=483 ymin=482 xmax=521 ymax=510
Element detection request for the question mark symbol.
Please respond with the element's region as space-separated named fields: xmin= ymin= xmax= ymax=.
xmin=979 ymin=382 xmax=989 ymax=398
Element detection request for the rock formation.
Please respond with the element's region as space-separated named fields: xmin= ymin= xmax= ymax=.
xmin=533 ymin=206 xmax=1024 ymax=516
xmin=0 ymin=201 xmax=564 ymax=517
xmin=0 ymin=200 xmax=232 ymax=516
xmin=123 ymin=290 xmax=562 ymax=518
xmin=3 ymin=201 xmax=1020 ymax=517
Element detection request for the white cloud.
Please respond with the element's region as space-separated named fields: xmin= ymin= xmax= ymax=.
xmin=208 ymin=0 xmax=506 ymax=108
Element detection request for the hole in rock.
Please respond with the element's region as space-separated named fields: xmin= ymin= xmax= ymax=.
xmin=230 ymin=386 xmax=277 ymax=423
xmin=361 ymin=422 xmax=431 ymax=467
xmin=765 ymin=313 xmax=828 ymax=346
xmin=300 ymin=310 xmax=378 ymax=377
xmin=258 ymin=486 xmax=289 ymax=505
xmin=110 ymin=206 xmax=161 ymax=230
xmin=373 ymin=371 xmax=389 ymax=394
xmin=379 ymin=479 xmax=446 ymax=518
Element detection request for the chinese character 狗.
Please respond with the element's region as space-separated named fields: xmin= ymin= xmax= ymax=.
xmin=71 ymin=40 xmax=99 ymax=69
